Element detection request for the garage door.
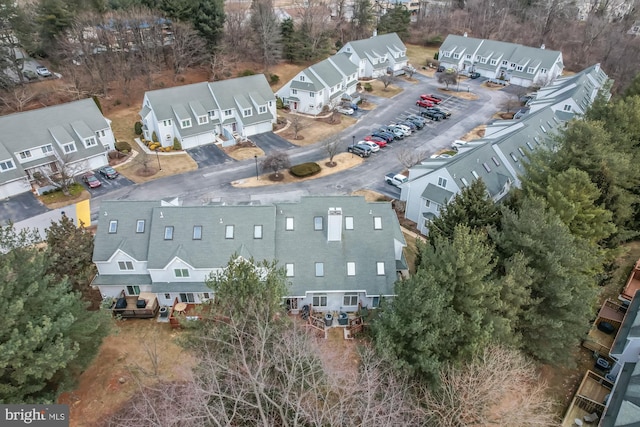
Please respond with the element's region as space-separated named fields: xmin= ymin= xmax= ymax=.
xmin=0 ymin=178 xmax=31 ymax=199
xmin=182 ymin=132 xmax=216 ymax=149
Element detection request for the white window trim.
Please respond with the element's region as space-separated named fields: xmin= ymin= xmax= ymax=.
xmin=373 ymin=216 xmax=382 ymax=230
xmin=0 ymin=159 xmax=16 ymax=171
xmin=198 ymin=116 xmax=208 ymax=125
xmin=109 ymin=220 xmax=118 ymax=233
xmin=181 ymin=119 xmax=192 ymax=129
xmin=285 ymin=263 xmax=294 ymax=277
xmin=118 ymin=260 xmax=134 ymax=271
xmin=254 ymin=225 xmax=263 ymax=239
xmin=285 ymin=217 xmax=294 ymax=230
xmin=136 ymin=220 xmax=145 ymax=233
xmin=345 ymin=216 xmax=354 ymax=230
xmin=225 ymin=225 xmax=234 ymax=239
xmin=315 ymin=262 xmax=324 ymax=277
xmin=347 ymin=261 xmax=356 ymax=276
xmin=376 ymin=262 xmax=385 ymax=275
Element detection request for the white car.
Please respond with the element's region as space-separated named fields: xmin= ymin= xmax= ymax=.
xmin=359 ymin=140 xmax=380 ymax=152
xmin=389 ymin=125 xmax=411 ymax=137
xmin=430 ymin=153 xmax=452 ymax=159
xmin=336 ymin=106 xmax=354 ymax=115
xmin=451 ymin=140 xmax=468 ymax=150
xmin=36 ymin=66 xmax=52 ymax=77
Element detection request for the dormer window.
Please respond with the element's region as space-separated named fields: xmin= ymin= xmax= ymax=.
xmin=516 ymin=65 xmax=523 ymax=71
xmin=527 ymin=67 xmax=535 ymax=73
xmin=259 ymin=106 xmax=267 ymax=114
xmin=0 ymin=159 xmax=15 ymax=171
xmin=502 ymin=60 xmax=508 ymax=65
xmin=300 ymin=75 xmax=305 ymax=82
xmin=63 ymin=143 xmax=76 ymax=153
xmin=490 ymin=59 xmax=497 ymax=65
xmin=480 ymin=57 xmax=487 ymax=64
xmin=466 ymin=54 xmax=471 ymax=59
xmin=198 ymin=116 xmax=208 ymax=125
xmin=41 ymin=145 xmax=53 ymax=154
xmin=243 ymin=109 xmax=252 ymax=117
xmin=19 ymin=150 xmax=32 ymax=159
xmin=224 ymin=109 xmax=232 ymax=116
xmin=208 ymin=111 xmax=216 ymax=119
xmin=181 ymin=119 xmax=192 ymax=128
xmin=540 ymin=68 xmax=547 ymax=73
xmin=84 ymin=137 xmax=97 ymax=148
xmin=453 ymin=53 xmax=460 ymax=59
xmin=163 ymin=119 xmax=172 ymax=126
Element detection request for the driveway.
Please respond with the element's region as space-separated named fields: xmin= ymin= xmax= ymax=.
xmin=77 ymin=172 xmax=135 ymax=195
xmin=187 ymin=144 xmax=235 ymax=168
xmin=251 ymin=132 xmax=296 ymax=155
xmin=0 ymin=191 xmax=48 ymax=224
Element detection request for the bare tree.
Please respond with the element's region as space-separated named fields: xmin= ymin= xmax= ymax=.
xmin=261 ymin=151 xmax=291 ymax=178
xmin=250 ymin=0 xmax=281 ymax=72
xmin=32 ymin=155 xmax=87 ymax=196
xmin=424 ymin=346 xmax=558 ymax=427
xmin=0 ymin=85 xmax=37 ymax=112
xmin=224 ymin=2 xmax=251 ymax=53
xmin=134 ymin=150 xmax=154 ymax=174
xmin=289 ymin=114 xmax=309 ymax=140
xmin=500 ymin=93 xmax=522 ymax=115
xmin=323 ymin=136 xmax=340 ymax=166
xmin=378 ymin=73 xmax=397 ymax=91
xmin=397 ymin=147 xmax=427 ymax=168
xmin=437 ymin=70 xmax=458 ymax=90
xmin=166 ymin=21 xmax=209 ymax=78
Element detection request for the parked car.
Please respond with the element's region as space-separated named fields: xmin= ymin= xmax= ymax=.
xmin=436 ymin=65 xmax=446 ymax=72
xmin=82 ymin=172 xmax=102 ymax=188
xmin=430 ymin=153 xmax=452 ymax=159
xmin=451 ymin=140 xmax=468 ymax=150
xmin=371 ymin=131 xmax=394 ymax=143
xmin=336 ymin=106 xmax=354 ymax=115
xmin=416 ymin=99 xmax=434 ymax=108
xmin=385 ymin=173 xmax=408 ymax=187
xmin=398 ymin=120 xmax=418 ymax=131
xmin=389 ymin=124 xmax=411 ymax=136
xmin=403 ymin=117 xmax=424 ymax=129
xmin=406 ymin=114 xmax=427 ymax=126
xmin=421 ymin=110 xmax=444 ymax=121
xmin=35 ymin=66 xmax=52 ymax=77
xmin=420 ymin=94 xmax=442 ymax=104
xmin=22 ymin=70 xmax=38 ymax=81
xmin=469 ymin=72 xmax=481 ymax=79
xmin=99 ymin=166 xmax=119 ymax=179
xmin=347 ymin=144 xmax=372 ymax=157
xmin=341 ymin=101 xmax=359 ymax=111
xmin=359 ymin=140 xmax=380 ymax=152
xmin=426 ymin=107 xmax=451 ymax=118
xmin=380 ymin=126 xmax=404 ymax=139
xmin=364 ymin=135 xmax=388 ymax=147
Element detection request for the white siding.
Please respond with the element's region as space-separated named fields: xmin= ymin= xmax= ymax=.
xmin=0 ymin=177 xmax=31 ymax=199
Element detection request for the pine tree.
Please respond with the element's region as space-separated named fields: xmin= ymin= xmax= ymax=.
xmin=377 ymin=5 xmax=411 ymax=39
xmin=191 ymin=0 xmax=225 ymax=50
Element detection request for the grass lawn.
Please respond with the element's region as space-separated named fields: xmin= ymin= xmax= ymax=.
xmin=38 ymin=183 xmax=90 ymax=208
xmin=115 ymin=151 xmax=198 ymax=184
xmin=277 ymin=112 xmax=357 ymax=146
xmin=406 ymin=43 xmax=439 ymax=69
xmin=361 ymin=79 xmax=403 ymax=98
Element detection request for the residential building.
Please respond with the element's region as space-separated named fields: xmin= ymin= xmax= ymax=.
xmin=92 ymin=196 xmax=407 ymax=312
xmin=139 ymin=74 xmax=276 ymax=149
xmin=0 ymin=98 xmax=115 ymax=199
xmin=338 ymin=32 xmax=409 ymax=78
xmin=276 ymin=53 xmax=359 ymax=115
xmin=400 ymin=64 xmax=609 ymax=235
xmin=438 ymin=34 xmax=564 ymax=87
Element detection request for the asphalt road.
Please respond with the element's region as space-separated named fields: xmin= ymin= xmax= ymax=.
xmin=1 ymin=73 xmax=508 ymax=226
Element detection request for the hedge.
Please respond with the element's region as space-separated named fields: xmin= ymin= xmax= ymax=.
xmin=134 ymin=121 xmax=143 ymax=135
xmin=115 ymin=140 xmax=132 ymax=152
xmin=290 ymin=162 xmax=321 ymax=178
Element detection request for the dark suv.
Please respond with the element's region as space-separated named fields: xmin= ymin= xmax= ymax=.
xmin=347 ymin=144 xmax=372 ymax=157
xmin=421 ymin=110 xmax=444 ymax=121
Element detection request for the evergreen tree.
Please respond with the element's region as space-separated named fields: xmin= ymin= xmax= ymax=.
xmin=280 ymin=18 xmax=297 ymax=62
xmin=0 ymin=225 xmax=110 ymax=403
xmin=250 ymin=0 xmax=281 ymax=72
xmin=191 ymin=0 xmax=225 ymax=50
xmin=36 ymin=0 xmax=75 ymax=53
xmin=376 ymin=4 xmax=411 ymax=39
xmin=493 ymin=197 xmax=599 ymax=363
xmin=351 ymin=0 xmax=374 ymax=39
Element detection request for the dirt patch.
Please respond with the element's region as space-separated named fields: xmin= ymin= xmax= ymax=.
xmin=278 ymin=112 xmax=357 ymax=146
xmin=459 ymin=125 xmax=487 ymax=141
xmin=115 ymin=152 xmax=198 ymax=184
xmin=351 ymin=189 xmax=389 ymax=202
xmin=482 ymin=81 xmax=509 ymax=90
xmin=493 ymin=112 xmax=516 ymax=120
xmin=360 ymin=79 xmax=403 ymax=98
xmin=222 ymin=141 xmax=265 ymax=161
xmin=58 ymin=320 xmax=196 ymax=427
xmin=232 ymin=152 xmax=363 ymax=188
xmin=436 ymin=88 xmax=479 ymax=100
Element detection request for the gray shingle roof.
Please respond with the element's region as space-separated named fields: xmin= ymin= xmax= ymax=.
xmin=421 ymin=184 xmax=454 ymax=204
xmin=346 ymin=33 xmax=407 ymax=64
xmin=92 ymin=274 xmax=152 ymax=286
xmin=600 ymin=361 xmax=640 ymax=427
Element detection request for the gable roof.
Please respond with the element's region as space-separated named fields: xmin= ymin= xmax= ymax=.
xmin=344 ymin=32 xmax=407 ymax=63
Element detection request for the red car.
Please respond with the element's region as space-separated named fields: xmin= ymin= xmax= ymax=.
xmin=364 ymin=135 xmax=388 ymax=147
xmin=420 ymin=94 xmax=442 ymax=104
xmin=416 ymin=99 xmax=434 ymax=108
xmin=82 ymin=172 xmax=102 ymax=188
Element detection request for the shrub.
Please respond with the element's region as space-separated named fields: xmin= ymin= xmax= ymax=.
xmin=134 ymin=122 xmax=143 ymax=135
xmin=290 ymin=162 xmax=321 ymax=178
xmin=276 ymin=96 xmax=284 ymax=109
xmin=115 ymin=140 xmax=132 ymax=152
xmin=269 ymin=74 xmax=280 ymax=85
xmin=152 ymin=131 xmax=158 ymax=142
xmin=364 ymin=83 xmax=373 ymax=92
xmin=149 ymin=143 xmax=160 ymax=151
xmin=434 ymin=52 xmax=439 ymax=60
xmin=173 ymin=137 xmax=182 ymax=150
xmin=239 ymin=69 xmax=255 ymax=77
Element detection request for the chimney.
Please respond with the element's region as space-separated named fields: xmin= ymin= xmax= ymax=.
xmin=540 ymin=44 xmax=545 ymax=49
xmin=327 ymin=207 xmax=342 ymax=242
xmin=463 ymin=32 xmax=468 ymax=37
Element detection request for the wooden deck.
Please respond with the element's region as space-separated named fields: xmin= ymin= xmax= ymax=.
xmin=561 ymin=370 xmax=611 ymax=427
xmin=111 ymin=292 xmax=160 ymax=319
xmin=622 ymin=258 xmax=640 ymax=301
xmin=168 ymin=300 xmax=204 ymax=328
xmin=582 ymin=299 xmax=624 ymax=354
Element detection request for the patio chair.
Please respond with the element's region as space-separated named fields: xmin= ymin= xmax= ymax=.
xmin=583 ymin=412 xmax=600 ymax=424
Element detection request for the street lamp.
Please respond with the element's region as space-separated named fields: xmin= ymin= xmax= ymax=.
xmin=254 ymin=155 xmax=259 ymax=180
xmin=155 ymin=149 xmax=162 ymax=171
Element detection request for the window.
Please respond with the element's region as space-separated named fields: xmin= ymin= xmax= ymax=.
xmin=285 ymin=263 xmax=294 ymax=277
xmin=443 ymin=51 xmax=450 ymax=57
xmin=63 ymin=143 xmax=76 ymax=153
xmin=203 ymin=292 xmax=210 ymax=299
xmin=345 ymin=216 xmax=354 ymax=230
xmin=490 ymin=59 xmax=497 ymax=65
xmin=224 ymin=109 xmax=232 ymax=116
xmin=372 ymin=296 xmax=380 ymax=307
xmin=502 ymin=60 xmax=508 ymax=65
xmin=225 ymin=225 xmax=234 ymax=239
xmin=285 ymin=217 xmax=294 ymax=230
xmin=312 ymin=294 xmax=327 ymax=307
xmin=193 ymin=225 xmax=202 ymax=240
xmin=563 ymin=104 xmax=571 ymax=111
xmin=259 ymin=106 xmax=267 ymax=114
xmin=180 ymin=293 xmax=195 ymax=303
xmin=174 ymin=268 xmax=189 ymax=278
xmin=243 ymin=108 xmax=252 ymax=116
xmin=480 ymin=57 xmax=487 ymax=64
xmin=453 ymin=53 xmax=460 ymax=59
xmin=465 ymin=54 xmax=471 ymax=59
xmin=291 ymin=89 xmax=297 ymax=95
xmin=164 ymin=226 xmax=174 ymax=240
xmin=109 ymin=220 xmax=118 ymax=233
xmin=373 ymin=216 xmax=382 ymax=230
xmin=516 ymin=65 xmax=523 ymax=71
xmin=424 ymin=199 xmax=431 ymax=208
xmin=0 ymin=160 xmax=15 ymax=171
xmin=540 ymin=68 xmax=547 ymax=74
xmin=98 ymin=130 xmax=106 ymax=137
xmin=347 ymin=262 xmax=356 ymax=276
xmin=181 ymin=119 xmax=191 ymax=128
xmin=510 ymin=152 xmax=519 ymax=162
xmin=85 ymin=137 xmax=97 ymax=147
xmin=492 ymin=156 xmax=501 ymax=166
xmin=164 ymin=293 xmax=171 ymax=300
xmin=127 ymin=285 xmax=140 ymax=295
xmin=482 ymin=162 xmax=491 ymax=173
xmin=198 ymin=116 xmax=207 ymax=125
xmin=136 ymin=220 xmax=145 ymax=233
xmin=314 ymin=216 xmax=323 ymax=230
xmin=163 ymin=119 xmax=172 ymax=126
xmin=343 ymin=293 xmax=358 ymax=306
xmin=42 ymin=144 xmax=53 ymax=154
xmin=254 ymin=225 xmax=263 ymax=239
xmin=309 ymin=92 xmax=315 ymax=98
xmin=376 ymin=262 xmax=385 ymax=275
xmin=118 ymin=261 xmax=134 ymax=270
xmin=472 ymin=170 xmax=480 ymax=179
xmin=510 ymin=63 xmax=516 ymax=68
xmin=461 ymin=177 xmax=469 ymax=187
xmin=438 ymin=177 xmax=447 ymax=187
xmin=300 ymin=75 xmax=305 ymax=81
xmin=208 ymin=111 xmax=216 ymax=119
xmin=527 ymin=67 xmax=535 ymax=74
xmin=19 ymin=150 xmax=31 ymax=159
xmin=315 ymin=262 xmax=324 ymax=277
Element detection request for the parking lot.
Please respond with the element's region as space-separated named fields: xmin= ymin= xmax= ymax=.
xmin=76 ymin=170 xmax=134 ymax=194
xmin=187 ymin=144 xmax=234 ymax=168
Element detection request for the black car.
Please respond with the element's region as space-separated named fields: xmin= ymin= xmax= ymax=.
xmin=426 ymin=107 xmax=451 ymax=118
xmin=403 ymin=117 xmax=424 ymax=129
xmin=99 ymin=166 xmax=119 ymax=179
xmin=406 ymin=114 xmax=427 ymax=126
xmin=371 ymin=131 xmax=394 ymax=143
xmin=436 ymin=65 xmax=445 ymax=72
xmin=469 ymin=72 xmax=481 ymax=79
xmin=421 ymin=110 xmax=444 ymax=121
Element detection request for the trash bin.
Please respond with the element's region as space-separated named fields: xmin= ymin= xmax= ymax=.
xmin=324 ymin=312 xmax=333 ymax=327
xmin=338 ymin=312 xmax=348 ymax=326
xmin=595 ymin=358 xmax=610 ymax=371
